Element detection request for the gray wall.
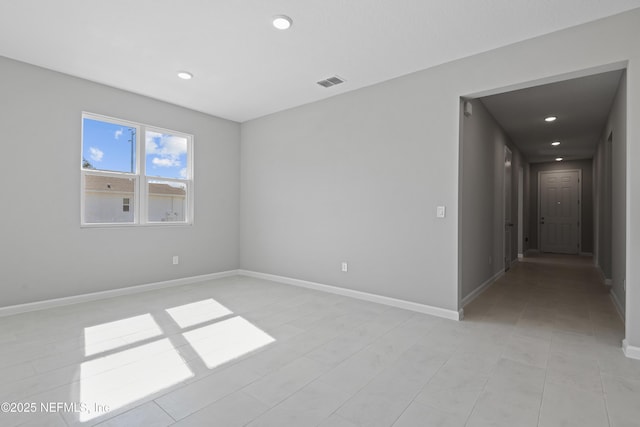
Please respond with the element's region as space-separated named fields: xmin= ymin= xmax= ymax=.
xmin=240 ymin=80 xmax=459 ymax=310
xmin=594 ymin=126 xmax=613 ymax=280
xmin=240 ymin=9 xmax=640 ymax=347
xmin=594 ymin=72 xmax=627 ymax=311
xmin=529 ymin=160 xmax=594 ymax=253
xmin=459 ymin=99 xmax=524 ymax=302
xmin=0 ymin=56 xmax=241 ymax=307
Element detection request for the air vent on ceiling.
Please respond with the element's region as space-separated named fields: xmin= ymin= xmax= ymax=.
xmin=317 ymin=75 xmax=345 ymax=88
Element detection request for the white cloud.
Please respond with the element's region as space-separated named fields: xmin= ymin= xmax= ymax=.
xmin=146 ymin=132 xmax=187 ymax=155
xmin=114 ymin=129 xmax=123 ymax=140
xmin=146 ymin=132 xmax=160 ymax=154
xmin=161 ymin=135 xmax=188 ymax=157
xmin=152 ymin=157 xmax=180 ymax=167
xmin=89 ymin=147 xmax=104 ymax=162
xmin=146 ymin=131 xmax=187 ymax=169
xmin=180 ymin=168 xmax=187 ymax=178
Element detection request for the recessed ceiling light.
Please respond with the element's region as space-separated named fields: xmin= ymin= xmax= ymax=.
xmin=272 ymin=15 xmax=292 ymax=30
xmin=551 ymin=141 xmax=561 ymax=146
xmin=545 ymin=116 xmax=557 ymax=122
xmin=177 ymin=71 xmax=193 ymax=80
xmin=555 ymin=157 xmax=563 ymax=161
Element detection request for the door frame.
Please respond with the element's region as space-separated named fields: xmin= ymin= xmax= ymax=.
xmin=537 ymin=168 xmax=582 ymax=254
xmin=518 ymin=166 xmax=524 ymax=258
xmin=504 ymin=146 xmax=513 ymax=271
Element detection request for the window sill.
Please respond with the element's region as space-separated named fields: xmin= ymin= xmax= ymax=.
xmin=81 ymin=222 xmax=193 ymax=229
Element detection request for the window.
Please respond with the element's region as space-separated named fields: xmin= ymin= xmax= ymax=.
xmin=81 ymin=113 xmax=193 ymax=226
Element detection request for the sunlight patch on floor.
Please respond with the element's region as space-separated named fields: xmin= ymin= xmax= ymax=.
xmin=84 ymin=314 xmax=163 ymax=356
xmin=182 ymin=316 xmax=275 ymax=369
xmin=79 ymin=338 xmax=193 ymax=422
xmin=166 ymin=298 xmax=233 ymax=328
xmin=78 ymin=299 xmax=275 ymax=422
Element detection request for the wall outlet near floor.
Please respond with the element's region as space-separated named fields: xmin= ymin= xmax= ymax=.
xmin=341 ymin=262 xmax=348 ymax=272
xmin=173 ymin=255 xmax=179 ymax=265
xmin=488 ymin=256 xmax=492 ymax=265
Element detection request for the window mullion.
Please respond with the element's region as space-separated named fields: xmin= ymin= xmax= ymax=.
xmin=138 ymin=125 xmax=146 ymax=224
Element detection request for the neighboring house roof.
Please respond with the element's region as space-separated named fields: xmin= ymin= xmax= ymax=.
xmin=84 ymin=174 xmax=186 ymax=196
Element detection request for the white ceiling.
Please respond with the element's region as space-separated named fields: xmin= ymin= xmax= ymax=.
xmin=1 ymin=1 xmax=639 ymax=122
xmin=480 ymin=70 xmax=624 ymax=163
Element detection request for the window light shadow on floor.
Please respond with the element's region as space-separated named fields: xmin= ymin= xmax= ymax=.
xmin=79 ymin=339 xmax=193 ymax=422
xmin=77 ymin=298 xmax=275 ymax=422
xmin=165 ymin=298 xmax=233 ymax=328
xmin=181 ymin=316 xmax=275 ymax=369
xmin=84 ymin=313 xmax=162 ymax=356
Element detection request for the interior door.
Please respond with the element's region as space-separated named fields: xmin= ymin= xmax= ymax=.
xmin=539 ymin=170 xmax=580 ymax=254
xmin=504 ymin=146 xmax=512 ymax=271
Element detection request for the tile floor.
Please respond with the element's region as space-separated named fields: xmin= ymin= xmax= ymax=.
xmin=1 ymin=255 xmax=639 ymax=426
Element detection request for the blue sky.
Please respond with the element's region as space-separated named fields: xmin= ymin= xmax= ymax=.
xmin=83 ymin=118 xmax=187 ymax=179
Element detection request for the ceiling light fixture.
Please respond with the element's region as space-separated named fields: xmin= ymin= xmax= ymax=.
xmin=545 ymin=116 xmax=557 ymax=122
xmin=551 ymin=141 xmax=561 ymax=146
xmin=272 ymin=15 xmax=293 ymax=30
xmin=555 ymin=157 xmax=563 ymax=161
xmin=177 ymin=71 xmax=193 ymax=80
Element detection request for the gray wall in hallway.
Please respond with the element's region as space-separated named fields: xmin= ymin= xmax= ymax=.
xmin=459 ymin=99 xmax=524 ymax=302
xmin=594 ymin=72 xmax=626 ymax=313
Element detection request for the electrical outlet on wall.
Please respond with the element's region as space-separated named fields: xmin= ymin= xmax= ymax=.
xmin=341 ymin=262 xmax=348 ymax=272
xmin=488 ymin=256 xmax=492 ymax=265
xmin=173 ymin=256 xmax=179 ymax=265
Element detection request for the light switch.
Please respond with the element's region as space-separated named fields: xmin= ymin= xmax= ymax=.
xmin=436 ymin=206 xmax=446 ymax=218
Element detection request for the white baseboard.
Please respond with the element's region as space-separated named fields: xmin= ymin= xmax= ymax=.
xmin=610 ymin=290 xmax=625 ymax=323
xmin=596 ymin=265 xmax=612 ymax=286
xmin=623 ymin=340 xmax=640 ymax=360
xmin=2 ymin=269 xmax=463 ymax=322
xmin=461 ymin=270 xmax=504 ymax=308
xmin=0 ymin=270 xmax=239 ymax=317
xmin=238 ymin=270 xmax=462 ymax=321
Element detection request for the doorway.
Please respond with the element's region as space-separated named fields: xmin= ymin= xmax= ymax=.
xmin=538 ymin=169 xmax=581 ymax=254
xmin=518 ymin=166 xmax=524 ymax=258
xmin=504 ymin=146 xmax=513 ymax=271
xmin=458 ymin=66 xmax=628 ymax=357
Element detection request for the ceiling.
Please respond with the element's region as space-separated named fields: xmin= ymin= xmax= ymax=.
xmin=480 ymin=70 xmax=624 ymax=163
xmin=1 ymin=1 xmax=639 ymax=122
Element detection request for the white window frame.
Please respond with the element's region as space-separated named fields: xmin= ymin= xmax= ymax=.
xmin=81 ymin=112 xmax=194 ymax=227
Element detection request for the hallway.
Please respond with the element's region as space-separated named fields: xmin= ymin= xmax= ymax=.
xmin=466 ymin=254 xmax=622 ymax=341
xmin=463 ymin=254 xmax=639 ymax=426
